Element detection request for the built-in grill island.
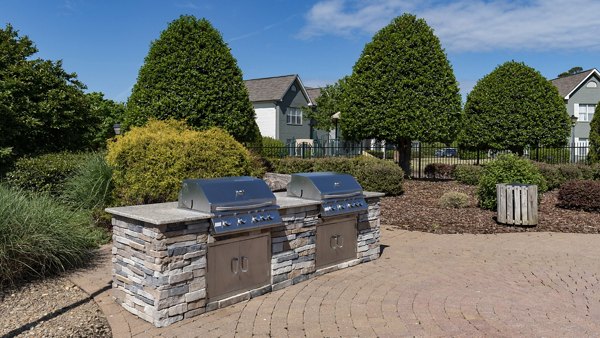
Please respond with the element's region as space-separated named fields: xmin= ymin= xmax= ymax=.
xmin=107 ymin=174 xmax=383 ymax=327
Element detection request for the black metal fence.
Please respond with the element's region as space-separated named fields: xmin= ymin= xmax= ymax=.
xmin=245 ymin=140 xmax=592 ymax=179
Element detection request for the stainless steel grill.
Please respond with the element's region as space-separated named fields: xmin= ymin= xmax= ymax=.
xmin=286 ymin=172 xmax=367 ymax=217
xmin=178 ymin=176 xmax=282 ymax=235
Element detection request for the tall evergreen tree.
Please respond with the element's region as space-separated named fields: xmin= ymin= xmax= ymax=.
xmin=589 ymin=103 xmax=600 ymax=163
xmin=125 ymin=15 xmax=260 ymax=143
xmin=460 ymin=61 xmax=571 ymax=154
xmin=341 ymin=14 xmax=462 ymax=175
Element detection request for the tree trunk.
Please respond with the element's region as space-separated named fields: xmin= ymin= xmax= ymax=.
xmin=394 ymin=139 xmax=411 ymax=177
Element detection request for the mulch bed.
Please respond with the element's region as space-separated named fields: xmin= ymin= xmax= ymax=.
xmin=381 ymin=180 xmax=600 ymax=234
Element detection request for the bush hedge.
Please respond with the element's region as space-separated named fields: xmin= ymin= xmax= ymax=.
xmin=557 ymin=180 xmax=600 ymax=211
xmin=453 ymin=164 xmax=483 ymax=185
xmin=424 ymin=163 xmax=455 ymax=179
xmin=270 ymin=156 xmax=403 ymax=195
xmin=106 ymin=120 xmax=253 ymax=205
xmin=259 ymin=137 xmax=287 ymax=158
xmin=0 ymin=185 xmax=106 ymax=287
xmin=478 ymin=154 xmax=547 ymax=210
xmin=438 ymin=191 xmax=470 ymax=208
xmin=4 ymin=152 xmax=91 ymax=196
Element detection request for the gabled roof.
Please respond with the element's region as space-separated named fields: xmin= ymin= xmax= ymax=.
xmin=244 ymin=74 xmax=313 ymax=105
xmin=550 ymin=69 xmax=600 ymax=99
xmin=306 ymin=87 xmax=322 ymax=102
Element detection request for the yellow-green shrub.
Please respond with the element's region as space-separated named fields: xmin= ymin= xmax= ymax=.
xmin=106 ymin=120 xmax=252 ymax=205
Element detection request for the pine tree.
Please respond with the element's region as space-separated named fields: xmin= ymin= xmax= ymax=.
xmin=460 ymin=61 xmax=571 ymax=154
xmin=341 ymin=14 xmax=462 ymax=175
xmin=125 ymin=15 xmax=260 ymax=143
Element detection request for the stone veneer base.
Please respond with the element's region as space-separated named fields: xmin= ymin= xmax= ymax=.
xmin=107 ymin=192 xmax=383 ymax=327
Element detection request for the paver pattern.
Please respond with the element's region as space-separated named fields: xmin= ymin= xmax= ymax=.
xmin=72 ymin=226 xmax=600 ymax=337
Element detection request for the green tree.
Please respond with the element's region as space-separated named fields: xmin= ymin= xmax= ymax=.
xmin=460 ymin=61 xmax=570 ymax=154
xmin=125 ymin=15 xmax=260 ymax=143
xmin=0 ymin=24 xmax=95 ymax=158
xmin=558 ymin=66 xmax=584 ymax=78
xmin=306 ymin=77 xmax=348 ymax=131
xmin=589 ymin=102 xmax=600 ymax=163
xmin=87 ymin=92 xmax=125 ymax=148
xmin=341 ymin=14 xmax=462 ymax=175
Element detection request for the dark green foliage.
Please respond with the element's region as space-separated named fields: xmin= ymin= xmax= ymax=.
xmin=4 ymin=152 xmax=91 ymax=196
xmin=270 ymin=156 xmax=403 ymax=195
xmin=61 ymin=152 xmax=113 ymax=210
xmin=478 ymin=154 xmax=547 ymax=210
xmin=557 ymin=180 xmax=600 ymax=211
xmin=87 ymin=92 xmax=126 ymax=148
xmin=535 ymin=163 xmax=599 ymax=190
xmin=558 ymin=66 xmax=584 ymax=78
xmin=424 ymin=163 xmax=455 ymax=179
xmin=535 ymin=163 xmax=564 ymax=190
xmin=0 ymin=24 xmax=97 ymax=157
xmin=125 ymin=16 xmax=260 ymax=143
xmin=530 ymin=147 xmax=571 ymax=164
xmin=460 ymin=61 xmax=571 ymax=154
xmin=0 ymin=185 xmax=106 ymax=287
xmin=453 ymin=165 xmax=483 ymax=185
xmin=590 ymin=103 xmax=600 ymax=163
xmin=341 ymin=14 xmax=462 ymax=174
xmin=306 ymin=77 xmax=347 ymax=131
xmin=457 ymin=149 xmax=488 ymax=160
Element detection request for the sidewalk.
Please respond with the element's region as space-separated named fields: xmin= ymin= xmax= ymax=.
xmin=70 ymin=227 xmax=600 ymax=337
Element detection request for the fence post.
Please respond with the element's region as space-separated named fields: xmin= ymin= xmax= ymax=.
xmin=417 ymin=143 xmax=422 ymax=179
xmin=476 ymin=149 xmax=480 ymax=165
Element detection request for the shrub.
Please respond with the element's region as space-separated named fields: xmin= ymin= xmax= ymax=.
xmin=478 ymin=154 xmax=547 ymax=210
xmin=61 ymin=152 xmax=113 ymax=210
xmin=313 ymin=157 xmax=356 ymax=174
xmin=270 ymin=157 xmax=315 ymax=174
xmin=0 ymin=185 xmax=106 ymax=287
xmin=535 ymin=163 xmax=564 ymax=190
xmin=438 ymin=191 xmax=470 ymax=208
xmin=557 ymin=164 xmax=583 ymax=181
xmin=557 ymin=180 xmax=600 ymax=211
xmin=106 ymin=120 xmax=252 ymax=205
xmin=577 ymin=164 xmax=595 ymax=180
xmin=4 ymin=152 xmax=91 ymax=196
xmin=351 ymin=156 xmax=404 ymax=195
xmin=424 ymin=163 xmax=455 ymax=179
xmin=259 ymin=137 xmax=287 ymax=158
xmin=453 ymin=165 xmax=483 ymax=185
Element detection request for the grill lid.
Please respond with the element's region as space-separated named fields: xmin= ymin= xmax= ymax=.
xmin=287 ymin=172 xmax=367 ymax=217
xmin=178 ymin=176 xmax=276 ymax=213
xmin=286 ymin=172 xmax=363 ymax=200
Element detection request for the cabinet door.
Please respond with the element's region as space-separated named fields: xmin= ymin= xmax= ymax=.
xmin=239 ymin=233 xmax=271 ymax=291
xmin=316 ymin=217 xmax=357 ymax=269
xmin=207 ymin=240 xmax=240 ymax=301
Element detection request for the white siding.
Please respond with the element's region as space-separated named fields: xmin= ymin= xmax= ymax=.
xmin=253 ymin=102 xmax=277 ymax=139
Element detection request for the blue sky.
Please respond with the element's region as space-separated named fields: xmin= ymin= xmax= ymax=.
xmin=1 ymin=0 xmax=599 ymax=103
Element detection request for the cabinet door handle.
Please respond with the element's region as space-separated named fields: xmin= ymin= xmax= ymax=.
xmin=241 ymin=256 xmax=249 ymax=272
xmin=231 ymin=257 xmax=239 ymax=274
xmin=330 ymin=235 xmax=338 ymax=249
xmin=336 ymin=235 xmax=344 ymax=248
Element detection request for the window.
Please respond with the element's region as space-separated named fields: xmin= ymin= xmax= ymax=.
xmin=286 ymin=107 xmax=302 ymax=125
xmin=586 ymin=81 xmax=597 ymax=88
xmin=578 ymin=104 xmax=596 ymax=122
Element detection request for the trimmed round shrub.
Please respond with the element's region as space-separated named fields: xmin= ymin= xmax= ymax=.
xmin=313 ymin=157 xmax=356 ymax=174
xmin=259 ymin=137 xmax=287 ymax=158
xmin=351 ymin=156 xmax=404 ymax=195
xmin=106 ymin=120 xmax=252 ymax=205
xmin=270 ymin=158 xmax=315 ymax=174
xmin=453 ymin=165 xmax=483 ymax=185
xmin=558 ymin=164 xmax=583 ymax=181
xmin=478 ymin=154 xmax=547 ymax=210
xmin=424 ymin=163 xmax=455 ymax=179
xmin=438 ymin=191 xmax=470 ymax=208
xmin=558 ymin=180 xmax=600 ymax=211
xmin=0 ymin=185 xmax=106 ymax=287
xmin=535 ymin=163 xmax=564 ymax=190
xmin=4 ymin=152 xmax=91 ymax=196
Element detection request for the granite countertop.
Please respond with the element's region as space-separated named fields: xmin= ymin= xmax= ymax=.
xmin=105 ymin=191 xmax=385 ymax=225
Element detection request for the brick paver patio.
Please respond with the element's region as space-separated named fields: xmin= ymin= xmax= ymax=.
xmin=71 ymin=226 xmax=600 ymax=337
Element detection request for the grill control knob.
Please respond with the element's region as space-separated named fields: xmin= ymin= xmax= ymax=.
xmin=338 ymin=204 xmax=345 ymax=210
xmin=237 ymin=218 xmax=246 ymax=225
xmin=266 ymin=214 xmax=273 ymax=220
xmin=251 ymin=216 xmax=258 ymax=223
xmin=223 ymin=220 xmax=232 ymax=227
xmin=324 ymin=206 xmax=333 ymax=212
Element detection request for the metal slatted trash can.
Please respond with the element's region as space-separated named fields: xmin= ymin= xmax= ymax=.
xmin=496 ymin=183 xmax=538 ymax=226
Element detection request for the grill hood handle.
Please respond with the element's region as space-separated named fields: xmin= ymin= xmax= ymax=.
xmin=215 ymin=201 xmax=273 ymax=212
xmin=322 ymin=192 xmax=362 ymax=199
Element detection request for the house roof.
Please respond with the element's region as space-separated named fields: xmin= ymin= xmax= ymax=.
xmin=550 ymin=69 xmax=600 ymax=99
xmin=244 ymin=74 xmax=314 ymax=105
xmin=306 ymin=87 xmax=322 ymax=102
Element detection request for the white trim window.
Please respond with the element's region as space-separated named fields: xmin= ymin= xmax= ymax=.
xmin=578 ymin=104 xmax=596 ymax=122
xmin=286 ymin=107 xmax=302 ymax=125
